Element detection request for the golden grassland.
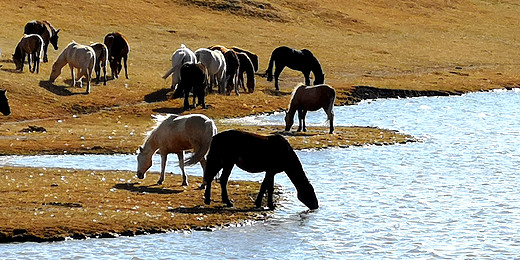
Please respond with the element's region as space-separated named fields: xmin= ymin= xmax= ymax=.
xmin=0 ymin=0 xmax=519 ymax=242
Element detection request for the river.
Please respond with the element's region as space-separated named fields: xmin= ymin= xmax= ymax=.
xmin=1 ymin=89 xmax=520 ymax=259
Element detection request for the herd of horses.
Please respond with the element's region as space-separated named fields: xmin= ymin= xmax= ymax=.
xmin=2 ymin=20 xmax=343 ymax=210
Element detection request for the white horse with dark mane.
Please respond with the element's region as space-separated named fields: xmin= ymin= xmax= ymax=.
xmin=49 ymin=41 xmax=96 ymax=94
xmin=162 ymin=44 xmax=197 ymax=90
xmin=137 ymin=114 xmax=217 ymax=186
xmin=194 ymin=48 xmax=227 ymax=93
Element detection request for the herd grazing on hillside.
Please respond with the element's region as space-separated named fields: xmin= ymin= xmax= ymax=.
xmin=0 ymin=19 xmax=341 ymax=210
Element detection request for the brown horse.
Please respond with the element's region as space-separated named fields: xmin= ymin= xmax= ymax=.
xmin=24 ymin=20 xmax=60 ymax=63
xmin=236 ymin=52 xmax=255 ymax=93
xmin=231 ymin=46 xmax=259 ymax=72
xmin=0 ymin=90 xmax=11 ymax=116
xmin=285 ymin=84 xmax=335 ymax=134
xmin=12 ymin=34 xmax=44 ymax=73
xmin=90 ymin=43 xmax=108 ymax=85
xmin=209 ymin=45 xmax=240 ymax=95
xmin=203 ymin=130 xmax=319 ymax=210
xmin=104 ymin=32 xmax=130 ymax=79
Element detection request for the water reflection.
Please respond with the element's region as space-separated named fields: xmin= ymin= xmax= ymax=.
xmin=2 ymin=90 xmax=520 ymax=258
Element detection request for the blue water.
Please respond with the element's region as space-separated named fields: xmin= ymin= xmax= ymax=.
xmin=2 ymin=89 xmax=520 ymax=259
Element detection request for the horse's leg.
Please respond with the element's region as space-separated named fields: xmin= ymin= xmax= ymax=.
xmin=35 ymin=52 xmax=40 ymax=74
xmin=123 ymin=55 xmax=129 ymax=79
xmin=158 ymin=153 xmax=167 ymax=185
xmin=27 ymin=53 xmax=33 ymax=73
xmin=69 ymin=64 xmax=76 ymax=87
xmin=325 ymin=106 xmax=334 ymax=134
xmin=183 ymin=87 xmax=191 ymax=110
xmin=197 ymin=157 xmax=207 ymax=189
xmin=255 ymin=172 xmax=275 ymax=208
xmin=220 ymin=164 xmax=234 ymax=207
xmin=43 ymin=43 xmax=49 ymax=63
xmin=296 ymin=109 xmax=304 ymax=132
xmin=273 ymin=65 xmax=285 ymax=91
xmin=301 ymin=110 xmax=308 ymax=132
xmin=177 ymin=152 xmax=188 ymax=186
xmin=102 ymin=63 xmax=107 ymax=85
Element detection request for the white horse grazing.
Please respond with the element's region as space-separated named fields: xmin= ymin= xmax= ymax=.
xmin=194 ymin=48 xmax=227 ymax=93
xmin=162 ymin=44 xmax=197 ymax=90
xmin=49 ymin=41 xmax=96 ymax=94
xmin=137 ymin=114 xmax=217 ymax=186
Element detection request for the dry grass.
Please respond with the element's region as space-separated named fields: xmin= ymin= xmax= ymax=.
xmin=0 ymin=0 xmax=519 ymax=241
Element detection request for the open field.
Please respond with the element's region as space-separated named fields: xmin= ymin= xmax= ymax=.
xmin=0 ymin=0 xmax=519 ymax=241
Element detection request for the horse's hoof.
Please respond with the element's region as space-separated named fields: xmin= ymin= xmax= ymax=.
xmin=225 ymin=202 xmax=234 ymax=207
xmin=157 ymin=180 xmax=164 ymax=185
xmin=204 ymin=199 xmax=211 ymax=205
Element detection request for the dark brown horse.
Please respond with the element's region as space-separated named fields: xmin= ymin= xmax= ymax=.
xmin=203 ymin=130 xmax=319 ymax=210
xmin=24 ymin=20 xmax=60 ymax=63
xmin=104 ymin=32 xmax=130 ymax=79
xmin=285 ymin=84 xmax=335 ymax=134
xmin=0 ymin=90 xmax=11 ymax=116
xmin=208 ymin=45 xmax=240 ymax=95
xmin=266 ymin=46 xmax=324 ymax=90
xmin=236 ymin=52 xmax=255 ymax=93
xmin=12 ymin=34 xmax=43 ymax=73
xmin=231 ymin=46 xmax=259 ymax=72
xmin=90 ymin=43 xmax=108 ymax=85
xmin=179 ymin=62 xmax=208 ymax=110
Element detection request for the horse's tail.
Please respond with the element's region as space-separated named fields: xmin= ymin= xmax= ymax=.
xmin=185 ymin=119 xmax=217 ymax=166
xmin=266 ymin=50 xmax=275 ymax=82
xmin=162 ymin=66 xmax=175 ymax=79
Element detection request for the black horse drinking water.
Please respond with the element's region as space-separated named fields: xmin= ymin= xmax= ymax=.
xmin=266 ymin=46 xmax=324 ymax=90
xmin=203 ymin=130 xmax=319 ymax=210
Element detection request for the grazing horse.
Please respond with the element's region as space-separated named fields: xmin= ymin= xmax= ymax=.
xmin=285 ymin=84 xmax=336 ymax=134
xmin=162 ymin=44 xmax=197 ymax=91
xmin=209 ymin=45 xmax=240 ymax=95
xmin=194 ymin=48 xmax=226 ymax=94
xmin=266 ymin=46 xmax=325 ymax=90
xmin=236 ymin=52 xmax=255 ymax=93
xmin=90 ymin=43 xmax=108 ymax=85
xmin=104 ymin=32 xmax=130 ymax=79
xmin=24 ymin=20 xmax=60 ymax=63
xmin=49 ymin=41 xmax=96 ymax=94
xmin=232 ymin=46 xmax=259 ymax=72
xmin=0 ymin=90 xmax=11 ymax=116
xmin=179 ymin=62 xmax=208 ymax=110
xmin=137 ymin=114 xmax=217 ymax=186
xmin=204 ymin=130 xmax=319 ymax=210
xmin=12 ymin=34 xmax=44 ymax=73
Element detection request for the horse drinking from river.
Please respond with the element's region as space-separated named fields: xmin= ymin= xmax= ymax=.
xmin=285 ymin=84 xmax=336 ymax=134
xmin=49 ymin=41 xmax=95 ymax=94
xmin=24 ymin=20 xmax=60 ymax=63
xmin=137 ymin=114 xmax=217 ymax=186
xmin=266 ymin=46 xmax=324 ymax=90
xmin=203 ymin=130 xmax=319 ymax=210
xmin=12 ymin=34 xmax=43 ymax=73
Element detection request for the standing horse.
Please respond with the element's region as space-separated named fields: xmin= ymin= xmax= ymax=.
xmin=236 ymin=52 xmax=255 ymax=93
xmin=0 ymin=90 xmax=11 ymax=116
xmin=137 ymin=114 xmax=217 ymax=186
xmin=266 ymin=46 xmax=325 ymax=90
xmin=204 ymin=130 xmax=319 ymax=210
xmin=285 ymin=84 xmax=336 ymax=134
xmin=24 ymin=20 xmax=60 ymax=63
xmin=162 ymin=44 xmax=197 ymax=91
xmin=232 ymin=46 xmax=259 ymax=72
xmin=194 ymin=48 xmax=226 ymax=94
xmin=90 ymin=43 xmax=108 ymax=85
xmin=12 ymin=34 xmax=43 ymax=73
xmin=104 ymin=32 xmax=130 ymax=79
xmin=179 ymin=62 xmax=208 ymax=110
xmin=209 ymin=45 xmax=240 ymax=95
xmin=49 ymin=41 xmax=96 ymax=94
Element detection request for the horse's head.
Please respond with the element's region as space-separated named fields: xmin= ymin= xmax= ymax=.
xmin=12 ymin=54 xmax=23 ymax=71
xmin=0 ymin=90 xmax=11 ymax=116
xmin=49 ymin=63 xmax=61 ymax=83
xmin=297 ymin=183 xmax=319 ymax=210
xmin=136 ymin=147 xmax=152 ymax=179
xmin=50 ymin=29 xmax=60 ymax=50
xmin=284 ymin=111 xmax=294 ymax=131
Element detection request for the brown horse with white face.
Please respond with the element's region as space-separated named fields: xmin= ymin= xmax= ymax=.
xmin=24 ymin=20 xmax=60 ymax=63
xmin=203 ymin=130 xmax=319 ymax=210
xmin=285 ymin=84 xmax=336 ymax=134
xmin=104 ymin=32 xmax=130 ymax=79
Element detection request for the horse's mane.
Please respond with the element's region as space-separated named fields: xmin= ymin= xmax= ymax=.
xmin=288 ymin=84 xmax=305 ymax=109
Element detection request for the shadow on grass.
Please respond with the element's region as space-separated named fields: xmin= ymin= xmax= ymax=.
xmin=39 ymin=80 xmax=83 ymax=96
xmin=167 ymin=205 xmax=270 ymax=214
xmin=113 ymin=182 xmax=183 ymax=194
xmin=144 ymin=88 xmax=173 ymax=103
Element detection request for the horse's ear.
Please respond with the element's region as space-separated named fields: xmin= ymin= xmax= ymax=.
xmin=56 ymin=29 xmax=60 ymax=34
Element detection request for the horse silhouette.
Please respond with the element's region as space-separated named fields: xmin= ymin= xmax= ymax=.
xmin=203 ymin=130 xmax=319 ymax=210
xmin=179 ymin=62 xmax=208 ymax=110
xmin=104 ymin=32 xmax=130 ymax=79
xmin=266 ymin=46 xmax=324 ymax=90
xmin=24 ymin=20 xmax=60 ymax=63
xmin=137 ymin=114 xmax=217 ymax=186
